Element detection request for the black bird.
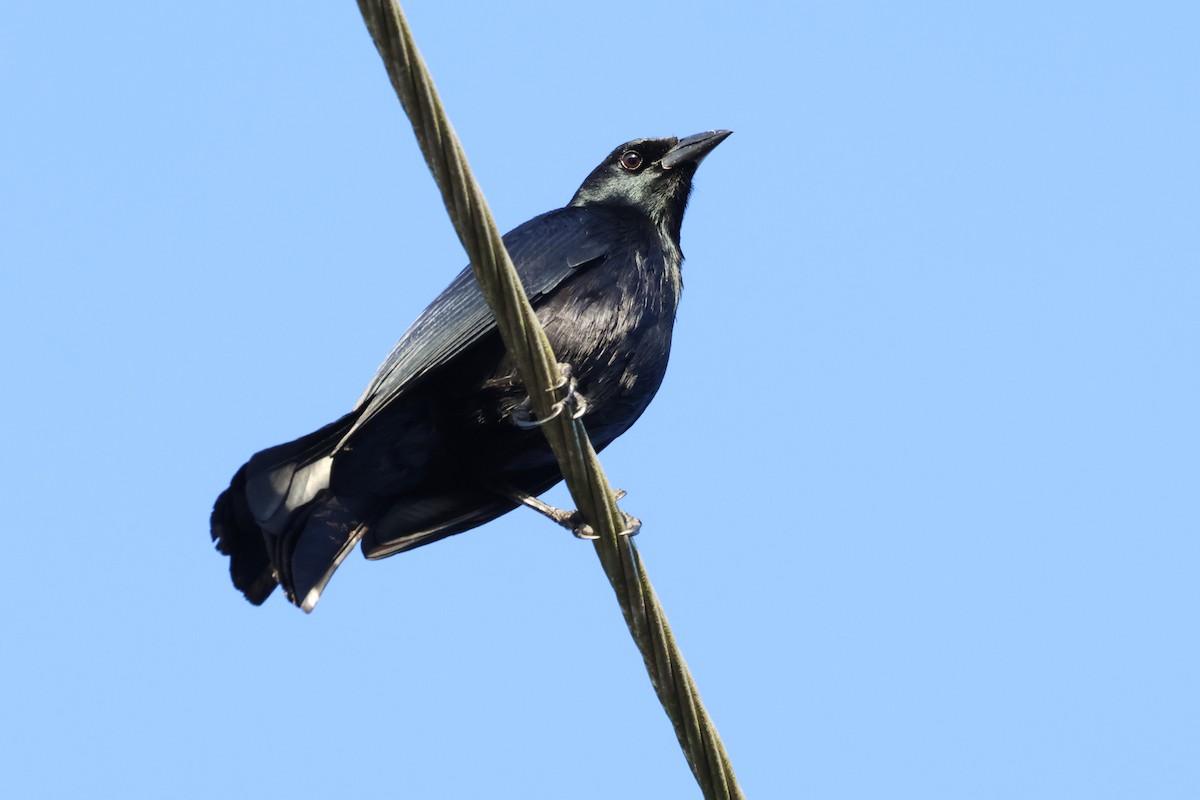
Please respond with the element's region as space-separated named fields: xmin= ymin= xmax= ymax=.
xmin=211 ymin=129 xmax=731 ymax=611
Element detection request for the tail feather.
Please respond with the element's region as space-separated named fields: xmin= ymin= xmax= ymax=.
xmin=362 ymin=490 xmax=518 ymax=560
xmin=278 ymin=495 xmax=368 ymax=612
xmin=211 ymin=465 xmax=278 ymax=605
xmin=211 ymin=412 xmax=365 ymax=610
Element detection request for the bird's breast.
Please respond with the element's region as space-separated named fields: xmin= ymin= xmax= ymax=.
xmin=535 ymin=247 xmax=681 ymax=445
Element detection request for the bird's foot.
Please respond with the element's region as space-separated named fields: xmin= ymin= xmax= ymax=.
xmin=511 ymin=363 xmax=588 ymax=429
xmin=503 ymin=486 xmax=640 ymax=539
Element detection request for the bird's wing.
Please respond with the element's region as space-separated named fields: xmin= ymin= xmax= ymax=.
xmin=342 ymin=206 xmax=629 ymax=442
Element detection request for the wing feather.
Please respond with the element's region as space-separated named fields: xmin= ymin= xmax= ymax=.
xmin=340 ymin=206 xmax=631 ymax=444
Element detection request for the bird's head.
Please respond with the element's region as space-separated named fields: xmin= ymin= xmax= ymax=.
xmin=569 ymin=130 xmax=731 ymax=239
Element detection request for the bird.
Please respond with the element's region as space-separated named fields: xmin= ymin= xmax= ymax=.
xmin=211 ymin=129 xmax=731 ymax=611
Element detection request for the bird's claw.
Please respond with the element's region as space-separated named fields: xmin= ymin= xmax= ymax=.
xmin=568 ymin=513 xmax=638 ymax=544
xmin=511 ymin=363 xmax=588 ymax=429
xmin=563 ymin=508 xmax=640 ymax=540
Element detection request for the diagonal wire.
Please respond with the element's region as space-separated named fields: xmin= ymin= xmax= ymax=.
xmin=355 ymin=2 xmax=744 ymax=797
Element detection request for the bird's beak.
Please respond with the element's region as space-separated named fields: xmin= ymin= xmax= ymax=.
xmin=660 ymin=129 xmax=732 ymax=169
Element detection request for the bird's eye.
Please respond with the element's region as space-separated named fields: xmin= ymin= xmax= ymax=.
xmin=619 ymin=150 xmax=643 ymax=171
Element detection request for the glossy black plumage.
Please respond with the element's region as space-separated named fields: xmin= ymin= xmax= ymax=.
xmin=211 ymin=130 xmax=730 ymax=610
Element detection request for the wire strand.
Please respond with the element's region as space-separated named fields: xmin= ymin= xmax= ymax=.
xmin=356 ymin=3 xmax=744 ymax=797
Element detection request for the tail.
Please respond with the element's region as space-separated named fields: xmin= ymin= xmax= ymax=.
xmin=210 ymin=413 xmax=370 ymax=612
xmin=210 ymin=464 xmax=278 ymax=604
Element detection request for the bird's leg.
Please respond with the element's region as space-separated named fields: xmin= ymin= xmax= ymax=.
xmin=505 ymin=487 xmax=595 ymax=539
xmin=510 ymin=363 xmax=588 ymax=430
xmin=500 ymin=486 xmax=640 ymax=540
xmin=501 ymin=362 xmax=639 ymax=537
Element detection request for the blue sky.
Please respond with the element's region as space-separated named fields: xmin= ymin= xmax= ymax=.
xmin=3 ymin=2 xmax=1197 ymax=797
